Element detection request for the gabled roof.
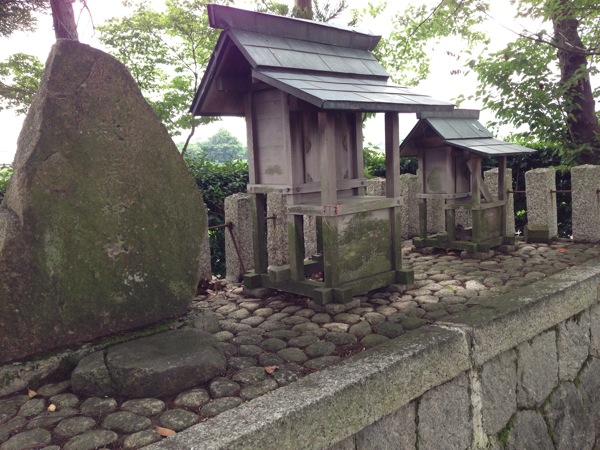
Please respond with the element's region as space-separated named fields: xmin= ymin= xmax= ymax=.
xmin=190 ymin=4 xmax=455 ymax=116
xmin=400 ymin=116 xmax=536 ymax=157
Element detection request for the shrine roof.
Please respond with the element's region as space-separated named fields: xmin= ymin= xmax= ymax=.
xmin=190 ymin=4 xmax=455 ymax=115
xmin=400 ymin=116 xmax=536 ymax=157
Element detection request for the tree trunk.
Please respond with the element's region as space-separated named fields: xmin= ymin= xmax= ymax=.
xmin=552 ymin=0 xmax=600 ymax=163
xmin=294 ymin=0 xmax=313 ymax=19
xmin=50 ymin=0 xmax=78 ymax=40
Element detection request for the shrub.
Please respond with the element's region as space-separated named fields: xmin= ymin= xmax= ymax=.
xmin=184 ymin=152 xmax=249 ymax=277
xmin=0 ymin=165 xmax=13 ymax=203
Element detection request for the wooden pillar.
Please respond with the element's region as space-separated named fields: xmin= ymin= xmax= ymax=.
xmin=288 ymin=214 xmax=305 ymax=281
xmin=498 ymin=156 xmax=507 ymax=235
xmin=418 ymin=154 xmax=428 ymax=239
xmin=319 ymin=111 xmax=338 ymax=288
xmin=385 ymin=113 xmax=402 ymax=270
xmin=470 ymin=157 xmax=483 ymax=242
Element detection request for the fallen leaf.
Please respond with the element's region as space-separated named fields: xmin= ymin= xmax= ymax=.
xmin=27 ymin=388 xmax=37 ymax=398
xmin=556 ymin=247 xmax=567 ymax=253
xmin=155 ymin=426 xmax=176 ymax=437
xmin=47 ymin=404 xmax=56 ymax=412
xmin=264 ymin=365 xmax=278 ymax=374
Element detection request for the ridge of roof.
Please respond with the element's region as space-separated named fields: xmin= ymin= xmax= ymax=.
xmin=207 ymin=3 xmax=381 ymax=51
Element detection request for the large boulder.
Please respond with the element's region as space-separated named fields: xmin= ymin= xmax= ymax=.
xmin=0 ymin=40 xmax=206 ymax=363
xmin=71 ymin=329 xmax=226 ymax=398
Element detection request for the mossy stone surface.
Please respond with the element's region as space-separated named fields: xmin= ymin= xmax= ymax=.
xmin=0 ymin=40 xmax=206 ymax=363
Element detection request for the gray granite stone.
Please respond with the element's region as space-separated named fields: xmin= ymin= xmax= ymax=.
xmin=0 ymin=428 xmax=51 ymax=450
xmin=63 ymin=430 xmax=118 ymax=450
xmin=101 ymin=411 xmax=151 ymax=433
xmin=543 ymin=381 xmax=594 ymax=450
xmin=505 ymin=410 xmax=553 ymax=450
xmin=121 ymin=398 xmax=165 ymax=416
xmin=517 ymin=330 xmax=558 ymax=408
xmin=123 ymin=429 xmax=162 ymax=449
xmin=480 ymin=349 xmax=517 ymax=435
xmin=277 ymin=347 xmax=309 ymax=363
xmin=356 ymin=402 xmax=416 ymax=450
xmin=418 ymin=372 xmax=472 ymax=450
xmin=200 ymin=397 xmax=242 ymax=417
xmin=53 ymin=416 xmax=96 ymax=439
xmin=209 ymin=378 xmax=240 ymax=398
xmin=578 ymin=357 xmax=600 ymax=436
xmin=305 ymin=341 xmax=336 ymax=358
xmin=79 ymin=397 xmax=117 ymax=417
xmin=173 ymin=389 xmax=208 ymax=409
xmin=159 ymin=409 xmax=199 ymax=431
xmin=240 ymin=379 xmax=279 ymax=400
xmin=558 ymin=310 xmax=590 ymax=381
xmin=232 ymin=367 xmax=268 ymax=385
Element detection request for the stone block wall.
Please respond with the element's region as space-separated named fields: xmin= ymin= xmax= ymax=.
xmin=147 ymin=260 xmax=600 ymax=449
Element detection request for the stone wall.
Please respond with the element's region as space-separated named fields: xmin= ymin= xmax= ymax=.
xmin=145 ymin=258 xmax=600 ymax=450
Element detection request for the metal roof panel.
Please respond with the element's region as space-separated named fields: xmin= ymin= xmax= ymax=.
xmin=254 ymin=69 xmax=455 ymax=112
xmin=427 ymin=118 xmax=493 ymax=139
xmin=447 ymin=139 xmax=535 ymax=156
xmin=208 ymin=4 xmax=380 ymax=51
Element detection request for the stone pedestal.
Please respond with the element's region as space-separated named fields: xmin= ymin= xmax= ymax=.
xmin=525 ymin=168 xmax=557 ymax=239
xmin=571 ymin=165 xmax=600 ymax=243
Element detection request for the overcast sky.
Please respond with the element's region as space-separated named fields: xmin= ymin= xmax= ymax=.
xmin=0 ymin=0 xmax=525 ymax=164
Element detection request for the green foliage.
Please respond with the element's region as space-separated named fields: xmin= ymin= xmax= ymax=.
xmin=0 ymin=53 xmax=44 ymax=114
xmin=363 ymin=144 xmax=417 ymax=178
xmin=384 ymin=0 xmax=600 ymax=161
xmin=184 ymin=128 xmax=247 ymax=163
xmin=97 ymin=0 xmax=228 ymax=136
xmin=184 ymin=154 xmax=249 ymax=276
xmin=0 ymin=0 xmax=48 ymax=37
xmin=378 ymin=0 xmax=489 ymax=86
xmin=0 ymin=165 xmax=13 ymax=203
xmin=255 ymin=0 xmax=349 ymax=22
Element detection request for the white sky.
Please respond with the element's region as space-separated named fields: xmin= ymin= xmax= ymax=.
xmin=0 ymin=0 xmax=531 ymax=163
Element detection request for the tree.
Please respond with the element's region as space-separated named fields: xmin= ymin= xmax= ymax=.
xmin=0 ymin=53 xmax=44 ymax=114
xmin=383 ymin=0 xmax=600 ymax=164
xmin=256 ymin=0 xmax=348 ymax=22
xmin=190 ymin=128 xmax=246 ymax=163
xmin=0 ymin=0 xmax=48 ymax=37
xmin=49 ymin=0 xmax=77 ymax=39
xmin=97 ymin=0 xmax=229 ymax=154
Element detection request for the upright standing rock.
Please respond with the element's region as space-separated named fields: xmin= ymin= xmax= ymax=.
xmin=0 ymin=40 xmax=206 ymax=363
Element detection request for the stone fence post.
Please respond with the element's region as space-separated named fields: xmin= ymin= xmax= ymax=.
xmin=525 ymin=168 xmax=557 ymax=239
xmin=224 ymin=193 xmax=254 ymax=282
xmin=198 ymin=204 xmax=213 ymax=281
xmin=367 ymin=175 xmax=419 ymax=239
xmin=484 ymin=167 xmax=515 ymax=236
xmin=571 ymin=165 xmax=600 ymax=242
xmin=399 ymin=174 xmax=419 ymax=239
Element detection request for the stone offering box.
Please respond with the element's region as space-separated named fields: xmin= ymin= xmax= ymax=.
xmin=191 ymin=5 xmax=456 ymax=303
xmin=400 ymin=110 xmax=535 ymax=252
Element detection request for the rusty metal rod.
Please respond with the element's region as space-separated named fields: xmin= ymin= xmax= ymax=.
xmin=226 ymin=222 xmax=246 ymax=274
xmin=207 ymin=221 xmax=246 ymax=274
xmin=208 ymin=223 xmax=229 ymax=230
xmin=506 ymin=190 xmax=526 ymax=194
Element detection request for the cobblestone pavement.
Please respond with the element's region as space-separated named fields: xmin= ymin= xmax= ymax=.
xmin=2 ymin=240 xmax=600 ymax=449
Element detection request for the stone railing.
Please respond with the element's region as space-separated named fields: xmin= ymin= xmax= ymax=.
xmin=145 ymin=258 xmax=600 ymax=449
xmin=221 ymin=164 xmax=599 ymax=280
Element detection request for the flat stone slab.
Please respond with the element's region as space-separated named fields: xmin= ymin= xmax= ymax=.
xmin=71 ymin=329 xmax=225 ymax=398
